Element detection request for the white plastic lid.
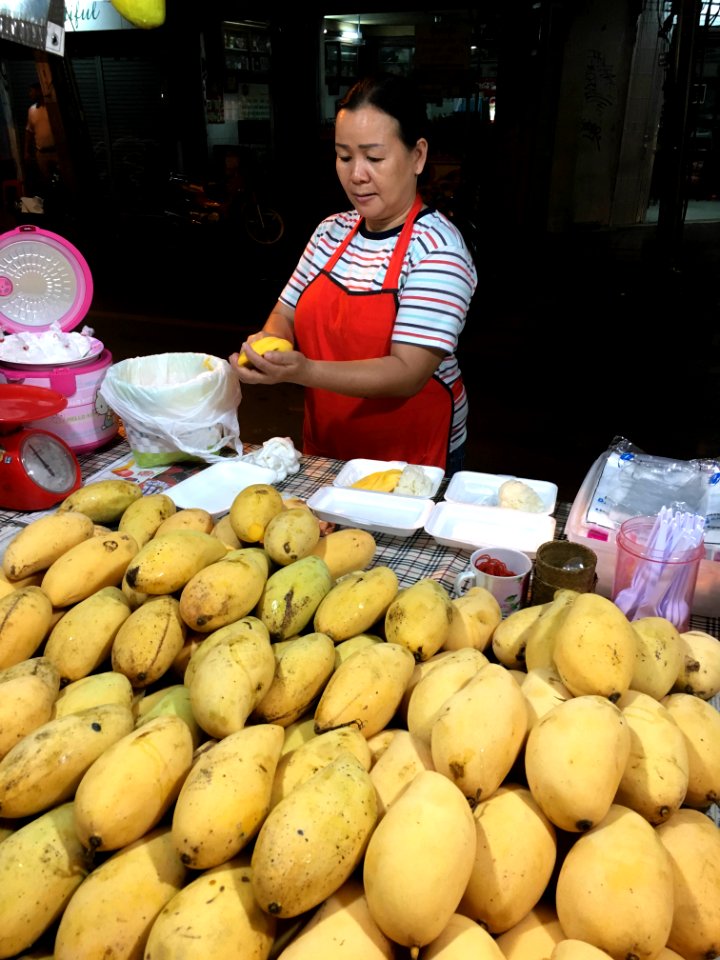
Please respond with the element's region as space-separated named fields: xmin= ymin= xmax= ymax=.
xmin=0 ymin=225 xmax=93 ymax=334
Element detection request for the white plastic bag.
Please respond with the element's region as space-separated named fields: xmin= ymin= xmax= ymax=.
xmin=100 ymin=352 xmax=242 ymax=467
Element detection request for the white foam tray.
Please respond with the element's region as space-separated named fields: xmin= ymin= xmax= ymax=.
xmin=333 ymin=458 xmax=444 ymax=499
xmin=425 ymin=501 xmax=556 ymax=555
xmin=443 ymin=471 xmax=558 ymax=514
xmin=166 ymin=460 xmax=277 ymax=516
xmin=307 ymin=487 xmax=434 ymax=538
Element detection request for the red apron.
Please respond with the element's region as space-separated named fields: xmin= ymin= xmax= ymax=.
xmin=294 ymin=195 xmax=457 ymax=470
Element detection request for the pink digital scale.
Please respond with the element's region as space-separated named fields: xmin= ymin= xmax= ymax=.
xmin=0 ymin=224 xmax=119 ymax=453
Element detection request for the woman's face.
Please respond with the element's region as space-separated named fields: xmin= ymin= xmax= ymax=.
xmin=335 ymin=104 xmax=427 ymax=232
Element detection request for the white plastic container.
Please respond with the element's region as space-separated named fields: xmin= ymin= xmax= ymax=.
xmin=166 ymin=459 xmax=277 ymax=516
xmin=444 ymin=471 xmax=558 ymax=514
xmin=307 ymin=487 xmax=434 ymax=538
xmin=566 ymin=453 xmax=720 ymax=617
xmin=333 ymin=459 xmax=444 ymax=499
xmin=425 ymin=501 xmax=556 ymax=556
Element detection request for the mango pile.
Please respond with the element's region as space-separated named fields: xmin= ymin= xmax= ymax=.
xmin=0 ymin=476 xmax=719 ymax=960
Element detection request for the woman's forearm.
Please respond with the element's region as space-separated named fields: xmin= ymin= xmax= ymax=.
xmin=299 ymin=347 xmax=442 ymax=399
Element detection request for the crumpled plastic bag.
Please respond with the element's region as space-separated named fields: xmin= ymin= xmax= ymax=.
xmin=586 ymin=435 xmax=719 ymax=530
xmin=100 ymin=352 xmax=242 ymax=467
xmin=242 ymin=436 xmax=301 ymax=483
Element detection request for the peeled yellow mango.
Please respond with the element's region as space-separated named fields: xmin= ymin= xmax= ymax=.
xmin=236 ymin=336 xmax=293 ymax=368
xmin=351 ymin=469 xmax=402 ymax=492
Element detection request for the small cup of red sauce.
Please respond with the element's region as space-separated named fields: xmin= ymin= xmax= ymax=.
xmin=453 ymin=546 xmax=533 ymax=617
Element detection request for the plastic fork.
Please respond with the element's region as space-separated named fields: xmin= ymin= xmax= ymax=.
xmin=656 ymin=515 xmax=706 ymax=628
xmin=613 ymin=507 xmax=674 ymax=620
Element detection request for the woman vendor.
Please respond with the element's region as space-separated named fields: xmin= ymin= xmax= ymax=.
xmin=229 ymin=74 xmax=477 ymax=474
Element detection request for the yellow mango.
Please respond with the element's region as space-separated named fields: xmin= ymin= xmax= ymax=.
xmin=520 ymin=666 xmax=573 ymax=729
xmin=552 ymin=593 xmax=637 ymax=699
xmin=308 ymin=527 xmax=376 ymax=581
xmin=274 ymin=879 xmax=395 ymax=960
xmin=615 ymin=690 xmax=689 ymax=824
xmin=2 ymin=511 xmax=95 ymax=580
xmin=431 ymin=663 xmax=528 ymax=804
xmin=630 ymin=616 xmax=683 ymax=699
xmin=661 ymin=692 xmax=720 ymax=809
xmin=369 ymin=729 xmax=434 ymax=818
xmin=117 ymin=492 xmax=176 ymax=547
xmin=178 ymin=547 xmax=269 ymax=632
xmin=262 ymin=507 xmax=321 ymax=565
xmin=524 ymin=694 xmax=631 ymax=832
xmin=491 ymin=602 xmax=548 ymax=669
xmin=443 ymin=586 xmax=501 ymax=652
xmin=423 ymin=913 xmax=507 ymax=960
xmin=523 ymin=589 xmax=579 ymax=671
xmin=555 ymin=804 xmax=674 ymax=959
xmin=229 ymin=482 xmax=284 ymax=542
xmin=406 ymin=647 xmax=488 ymax=743
xmin=252 ymin=753 xmax=377 ymax=918
xmin=384 ymin=578 xmax=453 ymax=661
xmin=0 ymin=586 xmax=54 ymax=670
xmin=673 ymin=628 xmax=720 ymax=699
xmin=111 ymin=595 xmax=186 ymax=689
xmin=495 ymin=904 xmax=565 ymax=958
xmin=313 ymin=566 xmax=398 ymax=642
xmin=57 ymin=478 xmax=142 ymax=523
xmin=458 ymin=784 xmax=557 ymax=934
xmin=143 ymin=855 xmax=276 ymax=958
xmin=656 ymin=807 xmax=720 ymax=960
xmin=362 ymin=769 xmax=476 ymax=951
xmin=314 ymin=641 xmax=415 ymax=739
xmin=44 ymin=586 xmax=132 ymax=683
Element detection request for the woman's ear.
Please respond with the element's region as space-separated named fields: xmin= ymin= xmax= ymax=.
xmin=414 ymin=138 xmax=429 ymax=176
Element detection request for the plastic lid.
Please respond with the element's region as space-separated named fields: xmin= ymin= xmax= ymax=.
xmin=0 ymin=225 xmax=93 ymax=334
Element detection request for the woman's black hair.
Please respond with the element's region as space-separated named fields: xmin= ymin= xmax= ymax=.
xmin=337 ymin=74 xmax=428 ymax=150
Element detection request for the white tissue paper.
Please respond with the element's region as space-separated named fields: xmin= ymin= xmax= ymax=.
xmin=242 ymin=437 xmax=301 ymax=483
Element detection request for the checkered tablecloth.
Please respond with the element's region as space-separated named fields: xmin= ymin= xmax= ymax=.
xmin=1 ymin=435 xmax=716 ymax=643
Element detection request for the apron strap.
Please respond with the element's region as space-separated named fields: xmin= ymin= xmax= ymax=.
xmin=324 ymin=193 xmax=424 ymax=281
xmin=382 ymin=193 xmax=423 ymax=291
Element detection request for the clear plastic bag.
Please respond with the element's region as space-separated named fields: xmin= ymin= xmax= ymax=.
xmin=100 ymin=352 xmax=242 ymax=467
xmin=586 ymin=435 xmax=720 ymax=530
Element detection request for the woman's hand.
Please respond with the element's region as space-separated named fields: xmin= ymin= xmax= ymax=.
xmin=230 ymin=337 xmax=308 ymax=385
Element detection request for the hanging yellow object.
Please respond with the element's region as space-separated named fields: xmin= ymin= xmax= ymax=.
xmin=351 ymin=469 xmax=402 ymax=492
xmin=110 ymin=0 xmax=165 ymax=29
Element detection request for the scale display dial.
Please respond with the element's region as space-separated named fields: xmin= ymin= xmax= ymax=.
xmin=19 ymin=431 xmax=80 ymax=493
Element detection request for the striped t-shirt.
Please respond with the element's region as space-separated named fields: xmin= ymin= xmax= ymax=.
xmin=279 ymin=206 xmax=477 ymax=452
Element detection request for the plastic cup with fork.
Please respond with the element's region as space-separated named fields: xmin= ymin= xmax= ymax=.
xmin=612 ymin=509 xmax=705 ymax=633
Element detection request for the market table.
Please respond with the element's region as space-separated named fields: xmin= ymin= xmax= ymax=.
xmin=2 ymin=433 xmax=718 ymax=641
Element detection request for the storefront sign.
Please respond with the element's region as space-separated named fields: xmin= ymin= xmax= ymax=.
xmin=0 ymin=0 xmax=64 ymax=53
xmin=64 ymin=0 xmax=135 ymax=32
